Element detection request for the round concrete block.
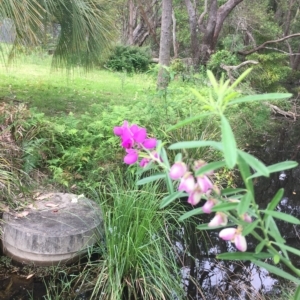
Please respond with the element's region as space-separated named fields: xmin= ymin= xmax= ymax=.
xmin=2 ymin=193 xmax=103 ymax=266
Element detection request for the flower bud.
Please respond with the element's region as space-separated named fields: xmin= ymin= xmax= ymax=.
xmin=169 ymin=162 xmax=187 ymax=180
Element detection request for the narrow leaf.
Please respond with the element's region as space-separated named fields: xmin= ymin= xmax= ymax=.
xmin=265 ymin=188 xmax=284 ymax=216
xmin=242 ymin=219 xmax=259 ymax=236
xmin=263 ymin=210 xmax=300 ymax=225
xmin=179 ymin=207 xmax=203 ymax=221
xmin=252 ymin=260 xmax=300 ymax=284
xmin=228 ymin=68 xmax=252 ymax=91
xmin=238 ymin=150 xmax=269 ymax=177
xmin=267 ymin=161 xmax=298 ymax=173
xmin=195 ymin=161 xmax=226 ymax=176
xmin=294 ymin=285 xmax=300 ymax=300
xmin=160 ymin=191 xmax=186 ymax=209
xmin=237 ymin=192 xmax=252 ymax=215
xmin=197 ymin=223 xmax=231 ymax=230
xmin=221 ymin=115 xmax=237 ymax=168
xmin=228 ymin=93 xmax=292 ymax=106
xmin=272 ymin=242 xmax=300 ymax=258
xmin=217 ymin=252 xmax=272 ymax=261
xmin=137 ymin=173 xmax=165 ymax=185
xmin=255 ymin=240 xmax=267 ymax=254
xmin=207 ymin=70 xmax=219 ymax=89
xmin=169 ymin=141 xmax=223 ymax=151
xmin=221 ymin=188 xmax=247 ymax=196
xmin=167 ymin=113 xmax=212 ymax=131
xmin=237 ymin=155 xmax=254 ymax=195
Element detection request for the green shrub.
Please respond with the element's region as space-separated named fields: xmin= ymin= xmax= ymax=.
xmin=105 ymin=45 xmax=151 ymax=73
xmin=207 ymin=49 xmax=240 ymax=76
xmin=247 ymin=53 xmax=291 ymax=92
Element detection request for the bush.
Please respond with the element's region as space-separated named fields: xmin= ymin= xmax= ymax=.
xmin=105 ymin=45 xmax=151 ymax=73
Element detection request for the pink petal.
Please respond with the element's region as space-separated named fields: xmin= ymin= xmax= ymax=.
xmin=219 ymin=228 xmax=236 ymax=240
xmin=187 ymin=190 xmax=202 ymax=205
xmin=133 ymin=128 xmax=147 ymax=143
xmin=178 ymin=174 xmax=195 ymax=193
xmin=143 ymin=138 xmax=157 ymax=149
xmin=234 ymin=234 xmax=247 ymax=252
xmin=140 ymin=158 xmax=150 ymax=167
xmin=113 ymin=126 xmax=123 ymax=136
xmin=242 ymin=213 xmax=252 ymax=223
xmin=124 ymin=149 xmax=138 ymax=164
xmin=202 ymin=200 xmax=215 ymax=214
xmin=197 ymin=175 xmax=213 ymax=193
xmin=208 ymin=213 xmax=227 ymax=227
xmin=169 ymin=162 xmax=187 ymax=180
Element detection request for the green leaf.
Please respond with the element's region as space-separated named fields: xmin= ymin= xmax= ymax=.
xmin=169 ymin=140 xmax=223 ymax=151
xmin=221 ymin=115 xmax=237 ymax=168
xmin=263 ymin=210 xmax=300 ymax=225
xmin=273 ymin=254 xmax=280 ymax=264
xmin=250 ymin=161 xmax=298 ymax=179
xmin=227 ymin=68 xmax=252 ymax=91
xmin=242 ymin=219 xmax=259 ymax=236
xmin=272 ymin=242 xmax=300 ymax=258
xmin=136 ymin=173 xmax=166 ymax=185
xmin=217 ymin=252 xmax=272 ymax=261
xmin=167 ymin=113 xmax=212 ymax=131
xmin=252 ymin=260 xmax=300 ymax=284
xmin=265 ymin=188 xmax=284 ymax=216
xmin=238 ymin=150 xmax=269 ymax=177
xmin=267 ymin=161 xmax=298 ymax=173
xmin=267 ymin=217 xmax=286 ymax=244
xmin=195 ymin=161 xmax=226 ymax=176
xmin=237 ymin=192 xmax=252 ymax=215
xmin=180 ymin=202 xmax=238 ymax=220
xmin=293 ymin=285 xmax=300 ymax=300
xmin=160 ymin=191 xmax=186 ymax=209
xmin=237 ymin=155 xmax=254 ymax=195
xmin=197 ymin=223 xmax=231 ymax=230
xmin=174 ymin=153 xmax=182 ymax=162
xmin=221 ymin=188 xmax=247 ymax=196
xmin=255 ymin=240 xmax=267 ymax=254
xmin=207 ymin=70 xmax=219 ymax=89
xmin=179 ymin=207 xmax=203 ymax=221
xmin=228 ymin=93 xmax=292 ymax=106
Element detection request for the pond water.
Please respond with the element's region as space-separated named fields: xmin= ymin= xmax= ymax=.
xmin=179 ymin=116 xmax=300 ymax=299
xmin=0 ymin=116 xmax=300 ymax=299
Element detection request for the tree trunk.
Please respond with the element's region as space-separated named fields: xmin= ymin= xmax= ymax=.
xmin=185 ymin=0 xmax=244 ymax=66
xmin=157 ymin=0 xmax=172 ymax=90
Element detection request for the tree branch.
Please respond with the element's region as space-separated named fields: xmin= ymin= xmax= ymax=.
xmin=238 ymin=33 xmax=300 ymax=56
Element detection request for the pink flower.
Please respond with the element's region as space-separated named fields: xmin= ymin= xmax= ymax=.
xmin=187 ymin=189 xmax=202 ymax=205
xmin=142 ymin=138 xmax=157 ymax=149
xmin=178 ymin=173 xmax=196 ymax=193
xmin=219 ymin=227 xmax=236 ymax=240
xmin=169 ymin=162 xmax=187 ymax=180
xmin=202 ymin=199 xmax=215 ymax=214
xmin=139 ymin=158 xmax=150 ymax=167
xmin=219 ymin=227 xmax=247 ymax=252
xmin=197 ymin=175 xmax=213 ymax=193
xmin=242 ymin=213 xmax=252 ymax=223
xmin=124 ymin=149 xmax=138 ymax=164
xmin=234 ymin=234 xmax=247 ymax=252
xmin=208 ymin=212 xmax=228 ymax=227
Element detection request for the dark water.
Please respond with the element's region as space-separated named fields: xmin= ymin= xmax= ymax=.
xmin=179 ymin=116 xmax=300 ymax=299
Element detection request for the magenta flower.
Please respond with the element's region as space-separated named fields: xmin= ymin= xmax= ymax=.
xmin=202 ymin=199 xmax=215 ymax=214
xmin=169 ymin=162 xmax=187 ymax=180
xmin=219 ymin=227 xmax=247 ymax=252
xmin=124 ymin=149 xmax=139 ymax=164
xmin=187 ymin=188 xmax=202 ymax=205
xmin=140 ymin=157 xmax=150 ymax=167
xmin=208 ymin=212 xmax=228 ymax=227
xmin=142 ymin=138 xmax=157 ymax=149
xmin=197 ymin=175 xmax=213 ymax=193
xmin=178 ymin=173 xmax=196 ymax=193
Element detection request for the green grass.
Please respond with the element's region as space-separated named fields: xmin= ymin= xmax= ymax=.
xmin=0 ymin=57 xmax=155 ymax=116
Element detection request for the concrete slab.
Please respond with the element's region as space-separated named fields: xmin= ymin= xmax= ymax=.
xmin=2 ymin=193 xmax=103 ymax=266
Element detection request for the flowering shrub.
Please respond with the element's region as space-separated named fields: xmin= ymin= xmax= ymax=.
xmin=114 ymin=70 xmax=300 ymax=299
